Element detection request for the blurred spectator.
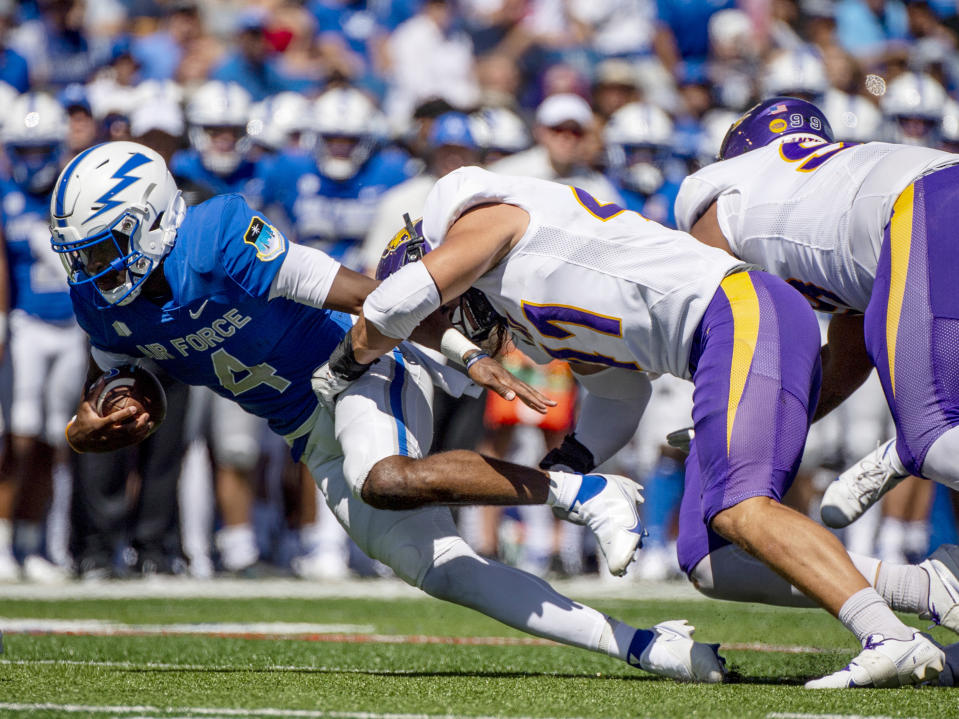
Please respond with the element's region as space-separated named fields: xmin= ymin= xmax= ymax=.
xmin=490 ymin=93 xmax=622 ymax=202
xmin=8 ymin=0 xmax=97 ymax=88
xmin=211 ymin=7 xmax=314 ymax=100
xmin=592 ymin=59 xmax=641 ymax=122
xmin=835 ymin=0 xmax=909 ymax=60
xmin=475 ymin=52 xmax=524 ymax=109
xmin=59 ymin=84 xmax=98 ymax=155
xmin=131 ymin=1 xmax=205 ymax=81
xmin=384 ymin=0 xmax=481 ymax=130
xmin=0 ymin=1 xmax=29 ymax=92
xmin=129 ymin=80 xmax=185 ymax=164
xmin=470 ymin=106 xmax=533 ymax=164
xmin=653 ymin=0 xmax=736 ymax=72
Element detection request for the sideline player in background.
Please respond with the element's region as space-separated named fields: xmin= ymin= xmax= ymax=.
xmin=674 ymin=96 xmax=959 ymax=642
xmin=0 ymin=92 xmax=85 ymax=581
xmin=327 ymin=164 xmax=951 ymax=688
xmin=49 ymin=141 xmax=726 ymax=683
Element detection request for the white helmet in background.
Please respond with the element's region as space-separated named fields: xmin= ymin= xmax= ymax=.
xmin=247 ymin=91 xmax=311 ymax=152
xmin=470 ymin=107 xmax=531 ymax=162
xmin=185 ymin=80 xmax=253 ymax=175
xmin=881 ymin=72 xmax=947 ymax=145
xmin=822 ymin=90 xmax=883 ymax=142
xmin=697 ymin=109 xmax=741 ymax=164
xmin=763 ymin=49 xmax=830 ymax=101
xmin=310 ymin=87 xmax=384 ymax=180
xmin=2 ymin=92 xmax=68 ymax=194
xmin=940 ymin=98 xmax=959 ymax=150
xmin=49 ymin=141 xmax=186 ymax=306
xmin=603 ymin=101 xmax=674 ymax=194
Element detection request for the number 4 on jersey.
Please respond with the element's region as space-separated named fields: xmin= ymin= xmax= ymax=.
xmin=211 ymin=348 xmax=291 ymax=396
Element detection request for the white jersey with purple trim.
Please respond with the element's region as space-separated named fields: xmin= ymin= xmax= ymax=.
xmin=421 ymin=166 xmax=743 ymax=379
xmin=675 ymin=141 xmax=959 ymax=313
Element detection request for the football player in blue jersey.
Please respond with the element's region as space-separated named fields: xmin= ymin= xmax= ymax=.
xmin=50 ymin=140 xmax=727 ymax=683
xmin=603 ymin=102 xmax=684 ymax=228
xmin=258 ymin=86 xmax=415 ymax=271
xmin=0 ymin=93 xmax=86 ymax=581
xmin=171 ymin=81 xmax=261 ymax=206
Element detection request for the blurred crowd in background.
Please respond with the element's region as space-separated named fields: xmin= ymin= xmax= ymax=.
xmin=0 ymin=0 xmax=958 ymax=583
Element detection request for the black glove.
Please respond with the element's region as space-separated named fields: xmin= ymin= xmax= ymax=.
xmin=539 ymin=433 xmax=595 ymax=475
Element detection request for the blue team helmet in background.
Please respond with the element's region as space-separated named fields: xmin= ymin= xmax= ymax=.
xmin=428 ymin=112 xmax=477 ymax=149
xmin=719 ymin=96 xmax=835 ymax=160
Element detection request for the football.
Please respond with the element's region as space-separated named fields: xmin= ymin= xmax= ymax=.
xmin=87 ymin=364 xmax=167 ymax=427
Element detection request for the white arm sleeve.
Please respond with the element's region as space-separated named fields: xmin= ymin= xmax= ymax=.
xmin=268 ymin=242 xmax=341 ymax=309
xmin=362 ymin=260 xmax=441 ymax=340
xmin=91 ymin=346 xmax=139 ymax=371
xmin=572 ymin=368 xmax=653 ymax=468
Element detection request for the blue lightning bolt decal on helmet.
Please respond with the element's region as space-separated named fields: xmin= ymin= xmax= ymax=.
xmin=49 ymin=141 xmax=186 ymax=307
xmin=719 ymin=96 xmax=834 ymax=160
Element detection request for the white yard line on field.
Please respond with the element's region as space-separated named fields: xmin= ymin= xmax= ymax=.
xmin=768 ymin=714 xmax=931 ymax=719
xmin=0 ymin=703 xmax=606 ymax=719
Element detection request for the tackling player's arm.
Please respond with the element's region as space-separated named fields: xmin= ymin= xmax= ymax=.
xmin=65 ymin=350 xmax=155 ymax=453
xmin=339 ymin=203 xmax=554 ymax=412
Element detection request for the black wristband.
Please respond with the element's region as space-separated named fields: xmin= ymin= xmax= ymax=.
xmin=539 ymin=433 xmax=596 ymax=475
xmin=329 ymin=331 xmax=373 ymax=381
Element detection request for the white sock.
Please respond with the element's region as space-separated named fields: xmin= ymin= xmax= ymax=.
xmin=0 ymin=518 xmax=12 ymax=555
xmin=422 ymin=550 xmax=611 ymax=655
xmin=14 ymin=521 xmax=43 ymax=557
xmin=215 ymin=523 xmax=258 ymax=571
xmin=545 ymin=470 xmax=581 ymax=512
xmin=874 ymin=561 xmax=928 ymax=615
xmin=838 ymin=587 xmax=915 ymax=644
xmin=599 ymin=618 xmax=655 ymax=664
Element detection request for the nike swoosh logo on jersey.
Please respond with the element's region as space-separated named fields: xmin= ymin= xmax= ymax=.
xmin=188 ymin=300 xmax=209 ymax=320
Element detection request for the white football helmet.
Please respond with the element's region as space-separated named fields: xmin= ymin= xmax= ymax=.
xmin=186 ymin=80 xmax=253 ymax=175
xmin=2 ymin=92 xmax=68 ymax=194
xmin=469 ymin=107 xmax=531 ymax=162
xmin=822 ymin=89 xmax=883 ymax=142
xmin=763 ymin=49 xmax=830 ymax=101
xmin=940 ymin=98 xmax=959 ymax=150
xmin=310 ymin=87 xmax=384 ymax=180
xmin=247 ymin=91 xmax=311 ymax=152
xmin=49 ymin=141 xmax=186 ymax=306
xmin=604 ymin=102 xmax=674 ymax=194
xmin=881 ymin=72 xmax=947 ymax=145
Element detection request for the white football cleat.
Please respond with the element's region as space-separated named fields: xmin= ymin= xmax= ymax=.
xmin=22 ymin=555 xmax=69 ymax=584
xmin=565 ymin=473 xmax=644 ymax=576
xmin=919 ymin=544 xmax=959 ymax=633
xmin=805 ymin=631 xmax=944 ymax=688
xmin=629 ymin=620 xmax=726 ymax=683
xmin=820 ymin=439 xmax=909 ymax=528
xmin=0 ymin=552 xmax=19 ymax=582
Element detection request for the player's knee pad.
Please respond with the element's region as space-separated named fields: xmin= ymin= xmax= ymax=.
xmin=418 ymin=537 xmax=483 ymax=600
xmin=370 ymin=507 xmax=466 ymax=588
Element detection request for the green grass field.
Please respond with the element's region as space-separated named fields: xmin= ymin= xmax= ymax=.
xmin=0 ymin=580 xmax=956 ymax=719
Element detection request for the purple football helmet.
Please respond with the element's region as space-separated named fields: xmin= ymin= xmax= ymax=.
xmin=719 ymin=96 xmax=834 ymax=160
xmin=375 ymin=214 xmax=430 ymax=281
xmin=375 ymin=213 xmax=504 ymax=342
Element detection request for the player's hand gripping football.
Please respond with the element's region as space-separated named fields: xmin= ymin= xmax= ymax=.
xmin=66 ymin=399 xmax=155 ymax=453
xmin=466 ymin=354 xmax=556 ymax=414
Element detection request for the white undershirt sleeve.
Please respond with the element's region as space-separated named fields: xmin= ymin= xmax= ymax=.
xmin=268 ymin=242 xmax=342 ymax=309
xmin=572 ymin=368 xmax=653 ymax=468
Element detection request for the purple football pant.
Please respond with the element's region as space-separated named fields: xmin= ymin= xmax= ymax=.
xmin=864 ymin=164 xmax=959 ymax=476
xmin=676 ymin=271 xmax=822 ymax=576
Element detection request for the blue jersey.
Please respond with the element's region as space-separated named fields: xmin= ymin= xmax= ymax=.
xmin=1 ymin=179 xmax=74 ymax=321
xmin=70 ymin=194 xmax=351 ymax=460
xmin=260 ymin=148 xmax=413 ymax=267
xmin=170 ymin=150 xmax=261 ymax=207
xmin=616 ymin=181 xmax=681 ymax=229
